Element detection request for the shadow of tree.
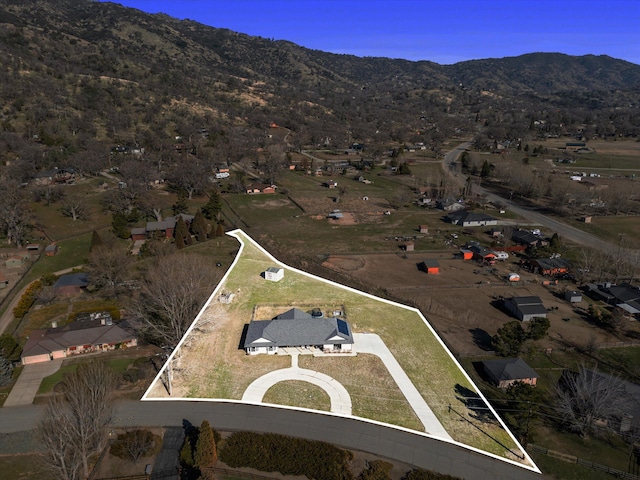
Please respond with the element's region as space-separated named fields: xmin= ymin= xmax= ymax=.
xmin=454 ymin=383 xmax=494 ymax=424
xmin=469 ymin=327 xmax=494 ymax=350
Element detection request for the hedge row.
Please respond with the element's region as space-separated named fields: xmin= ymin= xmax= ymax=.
xmin=13 ymin=280 xmax=43 ymax=319
xmin=219 ymin=432 xmax=354 ymax=480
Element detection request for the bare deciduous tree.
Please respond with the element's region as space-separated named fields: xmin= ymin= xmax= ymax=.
xmin=38 ymin=361 xmax=117 ymax=479
xmin=555 ymin=365 xmax=631 ymax=438
xmin=0 ymin=180 xmax=32 ymax=247
xmin=60 ymin=195 xmax=89 ymax=221
xmin=130 ymin=253 xmax=217 ymax=346
xmin=86 ymin=243 xmax=134 ymax=297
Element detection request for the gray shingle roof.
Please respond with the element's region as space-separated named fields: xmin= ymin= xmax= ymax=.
xmin=244 ymin=308 xmax=353 ymax=349
xmin=483 ymin=358 xmax=538 ymax=383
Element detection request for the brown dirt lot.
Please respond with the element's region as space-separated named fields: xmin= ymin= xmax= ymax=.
xmin=323 ymin=252 xmax=640 ymax=355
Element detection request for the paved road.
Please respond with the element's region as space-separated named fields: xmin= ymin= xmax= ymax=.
xmin=0 ymin=400 xmax=539 ymax=480
xmin=443 ymin=143 xmax=626 ymax=252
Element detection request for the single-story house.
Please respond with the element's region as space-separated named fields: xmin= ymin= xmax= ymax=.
xmin=420 ymin=259 xmax=440 ymax=274
xmin=246 ymin=183 xmax=276 ymax=194
xmin=243 ymin=308 xmax=353 ymax=355
xmin=33 ymin=167 xmax=77 ymax=186
xmin=324 ymin=179 xmax=338 ymax=189
xmin=54 ymin=273 xmax=89 ymax=296
xmin=131 ymin=213 xmax=195 ymax=240
xmin=264 ymin=267 xmax=284 ymax=282
xmin=531 ymin=258 xmax=571 ymax=276
xmin=469 ymin=244 xmax=497 ymax=262
xmin=482 ymin=358 xmax=539 ymax=388
xmin=511 ymin=230 xmax=549 ymax=248
xmin=565 ymin=290 xmax=583 ymax=303
xmin=444 ymin=210 xmax=498 ymax=227
xmin=504 ymin=296 xmax=547 ymax=322
xmin=587 ymin=283 xmax=640 ymax=318
xmin=436 ymin=198 xmax=465 ymax=212
xmin=21 ymin=322 xmax=137 ymax=365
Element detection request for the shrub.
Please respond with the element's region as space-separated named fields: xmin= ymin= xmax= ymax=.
xmin=110 ymin=429 xmax=162 ymax=464
xmin=403 ymin=468 xmax=463 ymax=480
xmin=219 ymin=432 xmax=353 ymax=480
xmin=13 ymin=280 xmax=43 ymax=318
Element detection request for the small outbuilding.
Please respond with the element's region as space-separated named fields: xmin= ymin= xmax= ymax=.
xmin=264 ymin=267 xmax=284 ymax=282
xmin=402 ymin=241 xmax=415 ymax=252
xmin=0 ymin=271 xmax=8 ymax=289
xmin=44 ymin=243 xmax=59 ymax=256
xmin=420 ymin=259 xmax=440 ymax=274
xmin=460 ymin=249 xmax=473 ymax=260
xmin=565 ymin=290 xmax=582 ymax=303
xmin=419 ymin=224 xmax=429 ymax=234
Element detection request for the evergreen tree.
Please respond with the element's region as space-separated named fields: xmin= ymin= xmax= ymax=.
xmin=480 ymin=160 xmax=491 ymax=178
xmin=202 ymin=189 xmax=222 ymax=220
xmin=174 ymin=216 xmax=192 ymax=247
xmin=90 ymin=230 xmax=103 ymax=252
xmin=194 ymin=420 xmax=217 ymax=470
xmin=528 ymin=317 xmax=550 ymax=340
xmin=179 ymin=435 xmax=194 ymax=467
xmin=111 ymin=212 xmax=130 ymax=239
xmin=172 ymin=192 xmax=189 ymax=215
xmin=192 ymin=211 xmax=209 ymax=242
xmin=491 ymin=320 xmax=527 ymax=356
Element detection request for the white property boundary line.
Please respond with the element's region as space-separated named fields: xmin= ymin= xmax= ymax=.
xmin=142 ymin=229 xmax=541 ymax=475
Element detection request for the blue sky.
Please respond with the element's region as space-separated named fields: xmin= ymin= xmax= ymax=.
xmin=106 ymin=0 xmax=640 ymax=65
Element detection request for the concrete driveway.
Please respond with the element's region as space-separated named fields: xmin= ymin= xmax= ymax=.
xmin=242 ymin=354 xmax=352 ymax=415
xmin=354 ymin=333 xmax=452 ymax=440
xmin=4 ymin=359 xmax=63 ymax=407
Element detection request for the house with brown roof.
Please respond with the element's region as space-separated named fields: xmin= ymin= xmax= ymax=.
xmin=246 ymin=183 xmax=277 ymax=194
xmin=21 ymin=322 xmax=137 ymax=365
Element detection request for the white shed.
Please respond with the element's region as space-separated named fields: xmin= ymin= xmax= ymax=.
xmin=264 ymin=267 xmax=284 ymax=282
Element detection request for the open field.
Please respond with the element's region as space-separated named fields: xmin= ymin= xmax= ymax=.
xmin=145 ymin=231 xmax=532 ymax=466
xmin=562 ymin=214 xmax=640 ymax=248
xmin=321 ymin=251 xmax=640 ymax=355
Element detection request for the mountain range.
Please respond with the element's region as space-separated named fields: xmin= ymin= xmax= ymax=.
xmin=1 ymin=0 xmax=639 ymax=155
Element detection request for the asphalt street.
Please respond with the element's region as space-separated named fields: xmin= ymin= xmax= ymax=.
xmin=443 ymin=142 xmax=624 ymax=252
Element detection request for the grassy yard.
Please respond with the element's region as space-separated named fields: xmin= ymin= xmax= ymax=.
xmin=146 ymin=231 xmax=529 ymax=465
xmin=562 ymin=215 xmax=640 ymax=249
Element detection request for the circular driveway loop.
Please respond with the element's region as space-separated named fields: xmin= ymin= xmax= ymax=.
xmin=242 ymin=354 xmax=352 ymax=415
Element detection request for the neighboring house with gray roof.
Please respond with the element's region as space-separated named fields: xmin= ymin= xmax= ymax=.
xmin=244 ymin=308 xmax=354 ymax=355
xmin=504 ymin=296 xmax=547 ymax=322
xmin=21 ymin=322 xmax=136 ymax=365
xmin=444 ymin=210 xmax=497 ymax=227
xmin=482 ymin=358 xmax=539 ymax=388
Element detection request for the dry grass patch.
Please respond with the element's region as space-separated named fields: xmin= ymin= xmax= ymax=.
xmin=263 ymin=380 xmax=331 ymax=411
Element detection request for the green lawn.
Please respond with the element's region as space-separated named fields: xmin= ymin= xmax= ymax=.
xmin=148 ymin=231 xmax=529 ymax=465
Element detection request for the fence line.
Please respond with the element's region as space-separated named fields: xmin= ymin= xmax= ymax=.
xmin=529 ymin=444 xmax=640 ymax=480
